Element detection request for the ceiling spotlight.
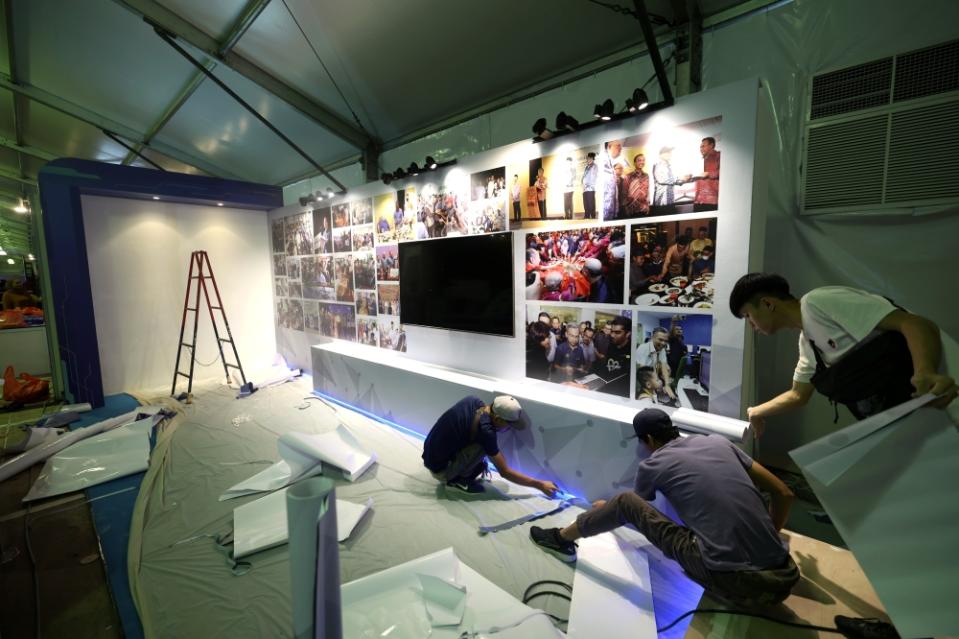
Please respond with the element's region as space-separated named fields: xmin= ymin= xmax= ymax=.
xmin=0 ymin=249 xmax=6 ymax=256
xmin=28 ymin=253 xmax=35 ymax=260
xmin=5 ymin=258 xmax=13 ymax=265
xmin=555 ymin=111 xmax=579 ymax=132
xmin=599 ymin=98 xmax=614 ymax=121
xmin=217 ymin=202 xmax=224 ymax=206
xmin=326 ymin=187 xmax=335 ymax=199
xmin=394 ymin=167 xmax=407 ymax=179
xmin=381 ymin=172 xmax=394 ymax=185
xmin=298 ymin=195 xmax=310 ymax=206
xmin=13 ymin=200 xmax=28 ymax=213
xmin=425 ymin=156 xmax=437 ymax=170
xmin=629 ymin=88 xmax=649 ymax=111
xmin=152 ymin=195 xmax=160 ymax=200
xmin=532 ymin=118 xmax=554 ymax=141
xmin=593 ymin=104 xmax=602 ymax=119
xmin=408 ymin=162 xmax=420 ymax=176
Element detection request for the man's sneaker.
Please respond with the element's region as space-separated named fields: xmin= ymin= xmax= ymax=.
xmin=446 ymin=478 xmax=485 ymax=494
xmin=834 ymin=616 xmax=901 ymax=639
xmin=530 ymin=526 xmax=577 ymax=562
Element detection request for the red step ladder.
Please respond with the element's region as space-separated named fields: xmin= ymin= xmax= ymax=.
xmin=171 ymin=250 xmax=248 ymax=398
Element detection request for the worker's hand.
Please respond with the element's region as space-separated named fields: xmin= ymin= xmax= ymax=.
xmin=538 ymin=480 xmax=559 ymax=498
xmin=911 ymin=372 xmax=958 ymax=408
xmin=664 ymin=385 xmax=677 ymax=400
xmin=591 ymin=499 xmax=607 ymax=509
xmin=747 ymin=406 xmax=766 ymax=438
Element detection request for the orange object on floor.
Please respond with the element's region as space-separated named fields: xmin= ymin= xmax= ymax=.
xmin=2 ymin=365 xmax=50 ymax=404
xmin=0 ymin=310 xmax=27 ymax=329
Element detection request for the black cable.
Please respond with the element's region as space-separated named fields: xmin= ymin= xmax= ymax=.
xmin=280 ymin=0 xmax=370 ymax=136
xmin=656 ymin=607 xmax=843 ymax=634
xmin=522 ymin=580 xmax=573 ymax=626
xmin=584 ymin=0 xmax=671 ymax=26
xmin=522 ymin=579 xmax=572 ymax=602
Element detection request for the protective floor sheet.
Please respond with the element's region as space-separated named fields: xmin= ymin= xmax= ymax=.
xmin=128 ymin=381 xmax=588 ymax=639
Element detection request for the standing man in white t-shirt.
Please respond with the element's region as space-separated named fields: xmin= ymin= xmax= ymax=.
xmin=635 ymin=327 xmax=677 ymax=402
xmin=730 ymin=273 xmax=957 ymax=436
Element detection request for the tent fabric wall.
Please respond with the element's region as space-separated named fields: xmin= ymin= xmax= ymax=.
xmin=284 ymin=0 xmax=959 ymax=467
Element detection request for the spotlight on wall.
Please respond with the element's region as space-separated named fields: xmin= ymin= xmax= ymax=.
xmin=425 ymin=156 xmax=437 ymax=170
xmin=626 ymin=88 xmax=649 ymax=112
xmin=408 ymin=162 xmax=420 ymax=176
xmin=532 ymin=118 xmax=554 ymax=141
xmin=13 ymin=199 xmax=28 ymax=213
xmin=555 ymin=111 xmax=579 ymax=132
xmin=381 ymin=172 xmax=394 ymax=185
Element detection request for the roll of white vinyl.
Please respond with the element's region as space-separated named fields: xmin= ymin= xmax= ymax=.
xmin=670 ymin=407 xmax=748 ymax=441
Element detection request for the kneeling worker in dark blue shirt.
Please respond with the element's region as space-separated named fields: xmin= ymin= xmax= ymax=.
xmin=423 ymin=395 xmax=559 ymax=496
xmin=531 ymin=408 xmax=799 ymax=607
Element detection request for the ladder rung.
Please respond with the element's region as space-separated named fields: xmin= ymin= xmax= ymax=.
xmin=225 ymin=364 xmax=241 ymax=369
xmin=176 ymin=372 xmax=190 ymax=378
xmin=186 ymin=307 xmax=198 ymax=312
xmin=181 ymin=343 xmax=194 ymax=348
xmin=218 ymin=338 xmax=232 ymax=343
xmin=189 ymin=275 xmax=211 ymax=279
xmin=210 ymin=306 xmax=222 ymax=310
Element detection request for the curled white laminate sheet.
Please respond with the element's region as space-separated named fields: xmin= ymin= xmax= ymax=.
xmin=670 ymin=407 xmax=748 ymax=441
xmin=23 ymin=415 xmax=157 ymax=502
xmin=0 ymin=408 xmax=141 ymax=483
xmin=232 ymin=486 xmax=372 ymax=559
xmin=219 ymin=424 xmax=376 ymax=501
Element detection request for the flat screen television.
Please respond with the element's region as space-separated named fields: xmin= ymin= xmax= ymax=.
xmin=399 ymin=232 xmax=514 ymax=337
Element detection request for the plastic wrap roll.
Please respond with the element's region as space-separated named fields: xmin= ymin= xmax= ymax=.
xmin=287 ymin=477 xmax=342 ymax=639
xmin=670 ymin=407 xmax=748 ymax=441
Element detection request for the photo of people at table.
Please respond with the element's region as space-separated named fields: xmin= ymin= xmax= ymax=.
xmin=526 ymin=305 xmax=632 ymax=398
xmin=525 ymin=225 xmax=626 ymax=304
xmin=276 ymin=298 xmax=305 ymax=331
xmin=377 ymin=316 xmax=407 ymax=352
xmin=374 ymin=191 xmax=413 ymax=244
xmin=312 ymin=207 xmax=332 ymax=254
xmin=352 ymin=225 xmax=374 ymax=251
xmin=629 ymin=217 xmax=716 ymax=308
xmin=302 ymin=255 xmax=335 ymax=301
xmin=284 ymin=212 xmax=313 ymax=255
xmin=375 ymin=244 xmax=399 ymax=282
xmin=634 ymin=311 xmax=712 ymax=412
xmin=355 ymin=290 xmax=377 ymax=317
xmin=351 ymin=197 xmax=374 ymax=226
xmin=357 ymin=317 xmax=378 ymax=346
xmin=318 ymin=302 xmax=356 ymax=341
xmin=353 ymin=252 xmax=376 ymax=290
xmin=334 ymin=256 xmax=354 ymax=303
xmin=406 ymin=183 xmax=471 ymax=239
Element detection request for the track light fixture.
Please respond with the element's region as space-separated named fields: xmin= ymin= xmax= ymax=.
xmin=394 ymin=167 xmax=407 ymax=179
xmin=408 ymin=162 xmax=420 ymax=176
xmin=13 ymin=199 xmax=28 ymax=213
xmin=532 ymin=117 xmax=554 ymax=141
xmin=326 ymin=187 xmax=335 ymax=199
xmin=626 ymin=88 xmax=649 ymax=112
xmin=555 ymin=111 xmax=579 ymax=132
xmin=381 ymin=172 xmax=394 ymax=185
xmin=298 ymin=192 xmax=317 ymax=207
xmin=599 ymin=98 xmax=615 ymax=121
xmin=425 ymin=156 xmax=437 ymax=170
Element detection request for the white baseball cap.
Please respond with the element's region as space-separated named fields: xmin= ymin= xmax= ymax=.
xmin=491 ymin=395 xmax=530 ymax=430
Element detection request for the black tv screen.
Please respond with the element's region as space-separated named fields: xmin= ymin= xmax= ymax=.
xmin=399 ymin=232 xmax=514 ymax=336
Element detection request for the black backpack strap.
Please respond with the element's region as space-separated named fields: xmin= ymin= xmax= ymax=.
xmin=808 ymin=339 xmax=828 ymax=373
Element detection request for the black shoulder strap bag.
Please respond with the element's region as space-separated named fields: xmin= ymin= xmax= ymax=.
xmin=808 ymin=329 xmax=914 ymax=422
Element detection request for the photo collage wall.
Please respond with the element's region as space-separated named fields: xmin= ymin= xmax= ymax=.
xmin=522 ymin=116 xmax=721 ymax=411
xmin=274 ymin=114 xmax=726 ymax=414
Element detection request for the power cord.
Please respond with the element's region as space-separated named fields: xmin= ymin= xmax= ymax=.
xmin=656 ymin=607 xmax=901 ymax=638
xmin=522 ymin=580 xmax=572 ymax=626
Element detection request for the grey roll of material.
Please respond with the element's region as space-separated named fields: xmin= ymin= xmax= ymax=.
xmin=286 ymin=477 xmax=342 ymax=639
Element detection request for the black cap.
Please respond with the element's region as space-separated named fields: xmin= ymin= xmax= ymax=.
xmin=632 ymin=408 xmax=674 ymax=440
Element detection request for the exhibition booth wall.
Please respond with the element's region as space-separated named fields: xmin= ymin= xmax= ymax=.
xmin=269 ymin=78 xmax=767 ymax=426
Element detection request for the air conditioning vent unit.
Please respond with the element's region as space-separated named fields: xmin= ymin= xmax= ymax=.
xmin=802 ymin=39 xmax=959 ymax=214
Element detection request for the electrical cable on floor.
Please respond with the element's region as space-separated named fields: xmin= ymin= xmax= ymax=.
xmin=522 ymin=579 xmax=572 ymax=625
xmin=655 ymin=606 xmax=844 ymax=634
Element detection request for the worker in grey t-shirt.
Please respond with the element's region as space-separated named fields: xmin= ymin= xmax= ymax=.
xmin=531 ymin=408 xmax=799 ymax=607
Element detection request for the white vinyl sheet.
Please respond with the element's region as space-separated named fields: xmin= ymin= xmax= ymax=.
xmin=670 ymin=407 xmax=749 ymax=441
xmin=567 ymin=533 xmax=657 ymax=639
xmin=790 ymin=405 xmax=959 ymax=637
xmin=219 ymin=424 xmax=377 ymax=501
xmin=232 ymin=486 xmax=372 ymax=559
xmin=23 ymin=415 xmax=157 ymax=502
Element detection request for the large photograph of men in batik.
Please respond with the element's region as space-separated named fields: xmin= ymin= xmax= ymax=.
xmin=629 ymin=217 xmax=717 ymax=308
xmin=526 ymin=305 xmax=633 ymax=398
xmin=634 ymin=311 xmax=713 ymax=412
xmin=524 ymin=225 xmax=626 ymax=304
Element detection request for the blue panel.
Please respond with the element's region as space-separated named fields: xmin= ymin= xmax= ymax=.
xmin=38 ymin=158 xmax=282 ymax=406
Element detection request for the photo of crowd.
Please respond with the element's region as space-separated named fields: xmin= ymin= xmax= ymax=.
xmin=355 ymin=290 xmax=377 ymax=317
xmin=377 ymin=283 xmax=400 ymax=316
xmin=377 ymin=316 xmax=407 ymax=352
xmin=304 ymin=300 xmax=320 ymax=332
xmin=284 ymin=213 xmax=313 ymax=255
xmin=272 ymin=254 xmax=286 ymax=277
xmin=312 ymin=207 xmax=332 ymax=254
xmin=525 ymin=305 xmax=632 ymax=398
xmin=471 ymin=167 xmax=507 ymax=202
xmin=288 ymin=281 xmax=302 ymax=298
xmin=352 ymin=225 xmax=374 ymax=251
xmin=286 ymin=256 xmax=301 ymax=281
xmin=275 ymin=278 xmax=288 ymax=298
xmin=332 ymin=203 xmax=351 ymax=228
xmin=351 ymin=198 xmax=373 ymax=226
xmin=357 ymin=317 xmax=378 ymax=346
xmin=375 ymin=245 xmax=399 ymax=281
xmin=334 ymin=256 xmax=354 ymax=303
xmin=629 ymin=218 xmax=716 ymax=308
xmin=634 ymin=312 xmax=712 ymax=412
xmin=276 ymin=298 xmax=305 ymax=331
xmin=302 ymin=256 xmax=335 ymax=300
xmin=405 ymin=184 xmax=471 ymax=240
xmin=525 ymin=226 xmax=626 ymax=304
xmin=271 ymin=219 xmax=285 ymax=253
xmin=332 ymin=227 xmax=352 ymax=253
xmin=374 ymin=191 xmax=413 ymax=244
xmin=318 ymin=302 xmax=356 ymax=341
xmin=353 ymin=252 xmax=376 ymax=290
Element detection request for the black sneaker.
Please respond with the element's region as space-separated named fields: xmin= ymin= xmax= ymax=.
xmin=833 ymin=616 xmax=901 ymax=639
xmin=530 ymin=526 xmax=577 ymax=562
xmin=446 ymin=478 xmax=485 ymax=494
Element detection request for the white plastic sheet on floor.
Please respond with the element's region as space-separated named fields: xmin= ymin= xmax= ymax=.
xmin=23 ymin=414 xmax=158 ymax=502
xmin=340 ymin=547 xmax=565 ymax=639
xmin=219 ymin=425 xmax=377 ymax=501
xmin=791 ymin=400 xmax=959 ymax=637
xmin=232 ymin=486 xmax=372 ymax=559
xmin=567 ymin=533 xmax=656 ymax=638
